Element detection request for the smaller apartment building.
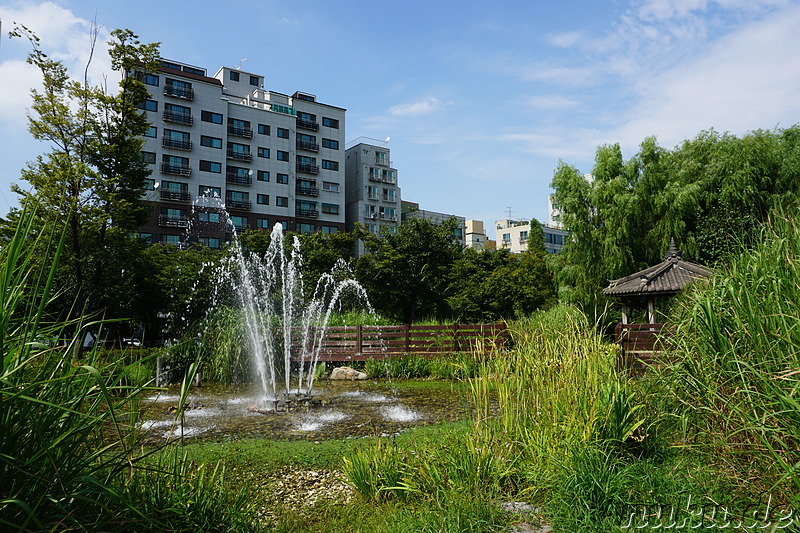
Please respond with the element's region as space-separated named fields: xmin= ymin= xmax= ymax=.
xmin=344 ymin=139 xmax=401 ymax=235
xmin=496 ymin=219 xmax=567 ymax=254
xmin=402 ymin=201 xmax=466 ymax=248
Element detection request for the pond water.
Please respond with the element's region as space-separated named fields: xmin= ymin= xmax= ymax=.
xmin=138 ymin=379 xmax=471 ymax=443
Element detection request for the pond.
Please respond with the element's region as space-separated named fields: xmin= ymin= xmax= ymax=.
xmin=138 ymin=379 xmax=472 ymax=443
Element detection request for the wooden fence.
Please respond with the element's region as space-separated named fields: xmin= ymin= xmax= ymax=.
xmin=293 ymin=323 xmax=509 ymax=362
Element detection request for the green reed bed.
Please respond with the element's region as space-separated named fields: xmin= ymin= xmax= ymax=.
xmin=660 ymin=212 xmax=800 ymax=504
xmin=0 ymin=209 xmax=260 ymax=532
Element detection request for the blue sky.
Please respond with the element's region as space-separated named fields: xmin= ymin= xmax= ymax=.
xmin=1 ymin=0 xmax=798 ymax=238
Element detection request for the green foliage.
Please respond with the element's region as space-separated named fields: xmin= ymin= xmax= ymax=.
xmin=5 ymin=25 xmax=160 ymax=324
xmin=355 ymin=218 xmax=462 ymax=322
xmin=551 ymin=127 xmax=800 ymax=314
xmin=660 ymin=211 xmax=800 ymax=501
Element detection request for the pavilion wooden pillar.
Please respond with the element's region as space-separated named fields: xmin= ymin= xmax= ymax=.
xmin=620 ymin=301 xmax=629 ymax=324
xmin=647 ymin=297 xmax=655 ymax=324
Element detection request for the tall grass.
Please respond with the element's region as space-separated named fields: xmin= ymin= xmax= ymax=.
xmin=662 ymin=213 xmax=800 ymax=502
xmin=0 ymin=210 xmax=259 ymax=531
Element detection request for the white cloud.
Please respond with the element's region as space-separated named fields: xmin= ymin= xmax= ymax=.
xmin=388 ymin=96 xmax=442 ymax=117
xmin=0 ymin=2 xmax=113 ymax=127
xmin=523 ymin=95 xmax=581 ymax=110
xmin=610 ymin=2 xmax=800 ymax=149
xmin=546 ymin=31 xmax=585 ymax=48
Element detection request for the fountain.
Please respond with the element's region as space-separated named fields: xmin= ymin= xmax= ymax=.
xmin=185 ymin=194 xmax=371 ymax=411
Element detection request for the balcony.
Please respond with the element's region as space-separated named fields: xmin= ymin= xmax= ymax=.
xmin=382 ymin=176 xmax=397 ymax=184
xmin=227 ymin=126 xmax=253 ymax=139
xmin=160 ymin=163 xmax=192 ymax=176
xmin=160 ymin=190 xmax=190 ymax=202
xmin=364 ymin=212 xmax=378 ymax=220
xmin=162 ymin=111 xmax=193 ymax=125
xmin=226 ymin=173 xmax=252 ymax=186
xmin=164 ymin=85 xmax=194 ymax=100
xmin=379 ymin=213 xmax=398 ymax=222
xmin=297 ymin=163 xmax=319 ymax=174
xmin=368 ymin=174 xmax=382 ymax=183
xmin=226 ymin=150 xmax=252 ymax=162
xmin=382 ymin=194 xmax=396 ymax=202
xmin=295 ymin=207 xmax=319 ymax=218
xmin=158 ymin=215 xmax=190 ymax=228
xmin=296 ymin=185 xmax=319 ymax=196
xmin=297 ymin=119 xmax=319 ymax=131
xmin=162 ymin=138 xmax=193 ymax=151
xmin=226 ymin=199 xmax=251 ymax=210
xmin=367 ymin=193 xmax=380 ymax=201
xmin=296 ymin=140 xmax=319 ymax=152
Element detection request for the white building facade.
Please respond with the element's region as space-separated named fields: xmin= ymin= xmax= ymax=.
xmin=135 ymin=60 xmax=346 ymax=247
xmin=344 ymin=139 xmax=401 ymax=244
xmin=496 ymin=219 xmax=567 ymax=254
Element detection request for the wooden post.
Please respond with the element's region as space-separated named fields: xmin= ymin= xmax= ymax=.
xmin=356 ymin=324 xmax=362 ymax=357
xmin=453 ymin=323 xmax=459 ymax=352
xmin=621 ymin=301 xmax=629 ymax=325
xmin=647 ymin=297 xmax=655 ymax=325
xmin=404 ymin=323 xmax=410 ymax=354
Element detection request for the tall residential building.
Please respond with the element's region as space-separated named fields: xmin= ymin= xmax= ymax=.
xmin=344 ymin=138 xmax=401 ymax=252
xmin=496 ymin=219 xmax=567 ymax=254
xmin=135 ymin=60 xmax=346 ymax=247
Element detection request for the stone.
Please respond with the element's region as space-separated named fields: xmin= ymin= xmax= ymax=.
xmin=329 ymin=366 xmax=368 ymax=380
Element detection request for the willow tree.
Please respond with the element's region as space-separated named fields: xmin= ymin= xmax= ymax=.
xmin=551 ymin=127 xmax=800 ymax=314
xmin=9 ymin=26 xmax=160 ymax=321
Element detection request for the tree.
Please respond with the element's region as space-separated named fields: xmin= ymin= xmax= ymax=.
xmin=355 ymin=218 xmax=462 ymax=322
xmin=550 ymin=126 xmax=800 ymax=314
xmin=9 ymin=26 xmax=160 ymax=320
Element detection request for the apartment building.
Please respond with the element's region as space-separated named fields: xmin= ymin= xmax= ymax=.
xmin=344 ymin=138 xmax=401 ymax=233
xmin=496 ymin=219 xmax=568 ymax=254
xmin=401 ymin=201 xmax=466 ymax=248
xmin=135 ymin=60 xmax=346 ymax=247
xmin=465 ymin=220 xmax=487 ymax=251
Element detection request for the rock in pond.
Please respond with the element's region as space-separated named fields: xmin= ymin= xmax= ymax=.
xmin=329 ymin=366 xmax=367 ymax=380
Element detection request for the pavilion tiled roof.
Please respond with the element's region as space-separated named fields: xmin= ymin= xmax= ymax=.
xmin=603 ymin=240 xmax=712 ymax=297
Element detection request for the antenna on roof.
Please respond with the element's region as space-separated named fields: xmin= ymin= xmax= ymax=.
xmin=506 ymin=206 xmax=514 ymax=219
xmin=236 ymin=58 xmax=247 ymax=70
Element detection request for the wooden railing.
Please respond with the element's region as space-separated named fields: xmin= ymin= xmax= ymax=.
xmin=614 ymin=322 xmax=673 ymax=372
xmin=293 ymin=323 xmax=509 ymax=362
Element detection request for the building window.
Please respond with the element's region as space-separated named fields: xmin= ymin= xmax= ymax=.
xmin=322 ymin=117 xmax=339 ymax=128
xmin=257 ymin=218 xmax=270 ymax=229
xmin=276 ymin=150 xmax=289 ymax=161
xmin=502 ymin=233 xmax=511 ymax=243
xmin=276 ymin=196 xmax=288 ymax=207
xmin=257 ymin=194 xmax=269 ymax=205
xmin=322 ymin=181 xmax=339 ymax=192
xmin=257 ymin=170 xmax=269 ymax=182
xmin=164 ymin=128 xmax=190 ymax=144
xmin=278 ymin=220 xmax=288 ymax=231
xmin=257 ymin=147 xmax=269 ymax=158
xmin=199 ymin=237 xmax=221 ymax=249
xmin=321 ymin=203 xmax=339 ymax=215
xmin=258 ymin=124 xmax=270 ymax=135
xmin=143 ymin=178 xmax=155 ymax=190
xmin=165 ymin=102 xmax=191 ymax=116
xmin=162 ymin=234 xmax=182 ymax=245
xmin=321 ymin=138 xmax=339 ymax=149
xmin=321 ymin=226 xmax=338 ymax=234
xmin=230 ymin=70 xmax=240 ymax=82
xmin=197 ymin=212 xmax=221 ymax=223
xmin=383 ymin=188 xmax=396 ymax=202
xmin=250 ymin=75 xmax=259 ymax=86
xmin=138 ymin=72 xmax=159 ymax=86
xmin=230 ymin=215 xmax=248 ymax=231
xmin=297 ymin=223 xmax=314 ymax=235
xmin=277 ymin=128 xmax=289 ymax=139
xmin=276 ymin=173 xmax=288 ymax=184
xmin=201 ymin=110 xmax=223 ymax=124
xmin=145 ymin=126 xmax=157 ymax=138
xmin=376 ymin=151 xmax=387 ymax=165
xmin=199 ymin=160 xmax=221 ymax=173
xmin=138 ymin=99 xmax=157 ymax=112
xmin=201 ymin=136 xmax=222 ymax=148
xmin=199 ymin=185 xmax=222 ymax=198
xmin=140 ymin=151 xmax=156 ymax=164
xmin=321 ymin=160 xmax=339 ymax=171
xmin=137 ymin=232 xmax=154 ymax=243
